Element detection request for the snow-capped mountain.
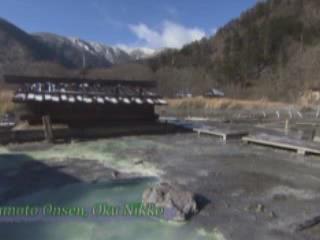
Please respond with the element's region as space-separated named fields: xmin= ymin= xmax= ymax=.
xmin=34 ymin=33 xmax=127 ymax=67
xmin=116 ymin=45 xmax=158 ymax=60
xmin=34 ymin=33 xmax=158 ymax=68
xmin=70 ymin=38 xmax=159 ymax=61
xmin=0 ymin=16 xmax=161 ymax=69
xmin=67 ymin=37 xmax=136 ymax=64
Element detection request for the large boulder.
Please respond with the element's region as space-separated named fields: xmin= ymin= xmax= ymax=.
xmin=142 ymin=182 xmax=198 ymax=221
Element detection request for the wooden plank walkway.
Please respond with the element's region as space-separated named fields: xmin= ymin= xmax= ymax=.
xmin=160 ymin=119 xmax=249 ymax=141
xmin=193 ymin=127 xmax=248 ymax=141
xmin=243 ymin=133 xmax=320 ymax=155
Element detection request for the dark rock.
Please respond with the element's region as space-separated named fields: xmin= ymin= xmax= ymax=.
xmin=133 ymin=160 xmax=144 ymax=165
xmin=111 ymin=170 xmax=120 ymax=179
xmin=142 ymin=182 xmax=199 ymax=221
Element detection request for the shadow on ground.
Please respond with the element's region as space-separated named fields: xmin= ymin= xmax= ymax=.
xmin=0 ymin=153 xmax=81 ymax=203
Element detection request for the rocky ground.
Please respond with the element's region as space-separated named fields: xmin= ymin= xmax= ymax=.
xmin=1 ymin=117 xmax=320 ymax=240
xmin=140 ymin=119 xmax=320 ymax=240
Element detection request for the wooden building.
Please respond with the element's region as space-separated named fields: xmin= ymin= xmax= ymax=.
xmin=4 ymin=75 xmax=167 ymax=127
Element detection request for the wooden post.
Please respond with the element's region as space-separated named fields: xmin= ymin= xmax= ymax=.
xmin=297 ymin=148 xmax=306 ymax=156
xmin=42 ymin=115 xmax=53 ymax=143
xmin=314 ymin=127 xmax=320 ymax=143
xmin=222 ymin=135 xmax=227 ymax=142
xmin=285 ymin=119 xmax=290 ymax=134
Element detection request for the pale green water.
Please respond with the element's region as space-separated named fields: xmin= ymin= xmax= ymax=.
xmin=0 ymin=179 xmax=222 ymax=240
xmin=0 ymin=138 xmax=169 ymax=175
xmin=0 ymin=138 xmax=224 ymax=240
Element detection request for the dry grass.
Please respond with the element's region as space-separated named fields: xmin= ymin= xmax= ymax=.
xmin=298 ymin=90 xmax=320 ymax=107
xmin=0 ymin=90 xmax=14 ymax=114
xmin=167 ymin=97 xmax=287 ymax=111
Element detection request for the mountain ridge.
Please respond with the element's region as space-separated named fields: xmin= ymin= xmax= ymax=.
xmin=0 ymin=17 xmax=159 ymax=70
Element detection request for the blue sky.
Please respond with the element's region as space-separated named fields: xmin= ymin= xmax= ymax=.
xmin=0 ymin=0 xmax=258 ymax=49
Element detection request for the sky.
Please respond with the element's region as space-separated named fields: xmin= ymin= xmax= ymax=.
xmin=0 ymin=0 xmax=258 ymax=50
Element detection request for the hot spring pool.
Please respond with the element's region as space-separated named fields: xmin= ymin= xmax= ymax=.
xmin=0 ymin=178 xmax=222 ymax=240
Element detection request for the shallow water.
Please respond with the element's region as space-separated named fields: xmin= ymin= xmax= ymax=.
xmin=0 ymin=138 xmax=168 ymax=176
xmin=0 ymin=178 xmax=221 ymax=240
xmin=0 ymin=137 xmax=227 ymax=239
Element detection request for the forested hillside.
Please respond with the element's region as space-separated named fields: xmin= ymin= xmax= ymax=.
xmin=148 ymin=0 xmax=320 ymax=101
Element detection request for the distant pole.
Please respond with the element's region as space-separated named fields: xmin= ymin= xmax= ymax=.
xmin=297 ymin=111 xmax=303 ymax=119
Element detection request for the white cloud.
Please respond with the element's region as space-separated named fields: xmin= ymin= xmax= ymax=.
xmin=128 ymin=21 xmax=206 ymax=49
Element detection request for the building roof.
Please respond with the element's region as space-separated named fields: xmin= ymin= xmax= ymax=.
xmin=4 ymin=75 xmax=157 ymax=88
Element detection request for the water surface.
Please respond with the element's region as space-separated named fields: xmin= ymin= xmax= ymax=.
xmin=0 ymin=178 xmax=220 ymax=240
